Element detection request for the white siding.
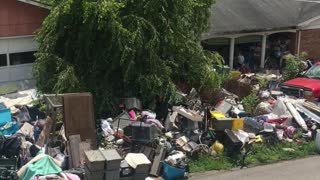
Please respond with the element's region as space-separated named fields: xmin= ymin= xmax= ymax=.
xmin=0 ymin=36 xmax=38 ymax=83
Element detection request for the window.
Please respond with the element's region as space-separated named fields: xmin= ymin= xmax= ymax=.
xmin=0 ymin=54 xmax=7 ymax=67
xmin=9 ymin=51 xmax=36 ymax=65
xmin=305 ymin=64 xmax=320 ymax=79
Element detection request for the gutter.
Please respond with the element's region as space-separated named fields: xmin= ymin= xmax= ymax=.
xmin=17 ymin=0 xmax=51 ymax=10
xmin=202 ymin=26 xmax=297 ymax=40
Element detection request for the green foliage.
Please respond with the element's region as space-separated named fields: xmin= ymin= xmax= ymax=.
xmin=282 ymin=53 xmax=306 ymax=81
xmin=0 ymin=84 xmax=18 ymax=95
xmin=33 ymin=0 xmax=218 ymax=115
xmin=242 ymin=91 xmax=259 ymax=115
xmin=245 ymin=142 xmax=317 ymax=165
xmin=189 ymin=141 xmax=317 ymax=173
xmin=189 ymin=153 xmax=234 ymax=173
xmin=256 ymin=76 xmax=269 ymax=89
xmin=202 ymin=52 xmax=228 ymax=89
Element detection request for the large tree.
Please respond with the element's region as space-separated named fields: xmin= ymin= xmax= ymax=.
xmin=34 ymin=0 xmax=220 ymax=115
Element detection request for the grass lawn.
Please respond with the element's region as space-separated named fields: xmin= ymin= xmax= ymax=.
xmin=189 ymin=141 xmax=318 ymax=173
xmin=0 ymin=84 xmax=18 ymax=95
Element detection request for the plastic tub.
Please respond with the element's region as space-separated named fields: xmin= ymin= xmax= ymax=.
xmin=162 ymin=162 xmax=185 ymax=180
xmin=0 ymin=108 xmax=11 ymax=126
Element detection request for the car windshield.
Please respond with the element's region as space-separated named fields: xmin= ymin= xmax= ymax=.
xmin=304 ymin=64 xmax=320 ymax=79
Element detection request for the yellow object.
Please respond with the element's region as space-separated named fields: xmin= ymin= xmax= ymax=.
xmin=210 ymin=111 xmax=226 ymax=119
xmin=209 ymin=111 xmax=226 ymax=129
xmin=230 ymin=71 xmax=241 ymax=79
xmin=211 ymin=141 xmax=224 ymax=154
xmin=255 ymin=135 xmax=263 ymax=143
xmin=232 ymin=118 xmax=244 ymax=130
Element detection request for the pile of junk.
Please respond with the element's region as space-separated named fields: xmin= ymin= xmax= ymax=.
xmin=1 ymin=72 xmax=320 ymax=180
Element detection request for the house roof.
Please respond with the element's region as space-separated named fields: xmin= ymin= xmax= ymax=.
xmin=203 ymin=0 xmax=320 ymax=39
xmin=17 ymin=0 xmax=50 ymax=9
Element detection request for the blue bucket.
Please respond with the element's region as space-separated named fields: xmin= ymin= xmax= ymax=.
xmin=161 ymin=162 xmax=185 ymax=180
xmin=0 ymin=108 xmax=11 ymax=127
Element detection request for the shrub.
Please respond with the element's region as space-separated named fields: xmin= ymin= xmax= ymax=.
xmin=282 ymin=53 xmax=306 ymax=81
xmin=242 ymin=91 xmax=259 ymax=116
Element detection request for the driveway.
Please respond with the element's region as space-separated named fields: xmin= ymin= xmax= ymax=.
xmin=189 ymin=156 xmax=320 ymax=180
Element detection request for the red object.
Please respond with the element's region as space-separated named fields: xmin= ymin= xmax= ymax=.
xmin=268 ymin=99 xmax=276 ymax=105
xmin=282 ymin=64 xmax=320 ymax=98
xmin=283 ymin=78 xmax=320 ymax=97
xmin=266 ymin=117 xmax=288 ymax=124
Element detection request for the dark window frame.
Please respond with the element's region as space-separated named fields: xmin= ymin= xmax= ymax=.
xmin=0 ymin=54 xmax=7 ymax=67
xmin=9 ymin=51 xmax=36 ymax=66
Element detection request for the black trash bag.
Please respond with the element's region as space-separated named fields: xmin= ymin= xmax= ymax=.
xmin=259 ymin=131 xmax=279 ymax=145
xmin=26 ymin=106 xmax=46 ymax=121
xmin=0 ymin=136 xmax=21 ymax=158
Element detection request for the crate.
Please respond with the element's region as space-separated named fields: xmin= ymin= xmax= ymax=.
xmin=84 ymin=150 xmax=105 ymax=172
xmin=104 ymin=170 xmax=119 ymax=180
xmin=99 ymin=149 xmax=122 ymax=171
xmin=0 ymin=158 xmax=17 ymax=180
xmin=84 ymin=165 xmax=104 ymax=180
xmin=0 ymin=108 xmax=11 ymax=127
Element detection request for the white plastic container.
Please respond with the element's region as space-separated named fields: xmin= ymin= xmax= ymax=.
xmin=315 ymin=129 xmax=320 ymax=153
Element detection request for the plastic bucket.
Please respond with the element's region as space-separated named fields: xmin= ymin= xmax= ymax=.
xmin=162 ymin=162 xmax=185 ymax=180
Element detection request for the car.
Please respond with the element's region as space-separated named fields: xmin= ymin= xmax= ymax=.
xmin=281 ymin=62 xmax=320 ymax=100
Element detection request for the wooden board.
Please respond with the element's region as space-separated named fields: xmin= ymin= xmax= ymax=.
xmin=63 ymin=93 xmax=97 ymax=148
xmin=36 ymin=117 xmax=54 ymax=147
xmin=149 ymin=146 xmax=165 ymax=177
xmin=66 ymin=142 xmax=73 ymax=169
xmin=69 ymin=135 xmax=81 ymax=168
xmin=80 ymin=141 xmax=92 ymax=165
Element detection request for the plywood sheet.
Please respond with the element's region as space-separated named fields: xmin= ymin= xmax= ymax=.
xmin=63 ymin=93 xmax=97 ymax=148
xmin=69 ymin=135 xmax=81 ymax=168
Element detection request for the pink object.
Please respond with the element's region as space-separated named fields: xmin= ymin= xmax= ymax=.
xmin=285 ymin=126 xmax=296 ymax=138
xmin=128 ymin=110 xmax=137 ymax=121
xmin=33 ymin=173 xmax=80 ymax=180
xmin=145 ymin=119 xmax=164 ymax=129
xmin=141 ymin=111 xmax=157 ymax=119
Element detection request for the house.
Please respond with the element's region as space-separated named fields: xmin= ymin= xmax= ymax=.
xmin=0 ymin=0 xmax=49 ymax=84
xmin=202 ymin=0 xmax=320 ymax=70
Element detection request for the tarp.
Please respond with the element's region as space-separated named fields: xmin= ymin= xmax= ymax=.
xmin=22 ymin=155 xmax=62 ymax=180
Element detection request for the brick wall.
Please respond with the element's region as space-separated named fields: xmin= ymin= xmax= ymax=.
xmin=300 ymin=29 xmax=320 ymax=60
xmin=0 ymin=0 xmax=49 ymax=37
